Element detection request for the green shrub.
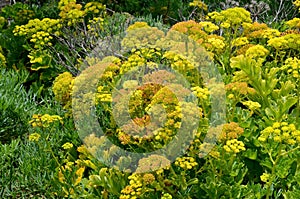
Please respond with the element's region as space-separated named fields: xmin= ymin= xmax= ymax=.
xmin=0 ymin=69 xmax=38 ymax=143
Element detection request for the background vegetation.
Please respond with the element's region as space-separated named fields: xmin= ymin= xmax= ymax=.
xmin=0 ymin=0 xmax=300 ymax=198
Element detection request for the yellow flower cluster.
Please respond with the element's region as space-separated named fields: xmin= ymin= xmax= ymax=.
xmin=120 ymin=53 xmax=146 ymax=74
xmin=28 ymin=132 xmax=41 ymax=142
xmin=262 ymin=28 xmax=281 ymax=39
xmin=218 ymin=122 xmax=244 ymax=142
xmin=267 ymin=37 xmax=288 ymax=49
xmin=170 ymin=20 xmax=206 ymax=42
xmin=223 ymin=139 xmax=246 ymax=153
xmin=168 ymin=20 xmax=226 ymax=57
xmin=232 ymin=37 xmax=249 ymax=47
xmin=59 ymin=1 xmax=85 ymax=26
xmin=220 ymin=22 xmax=230 ymax=29
xmin=30 ymin=31 xmax=53 ymax=49
xmin=281 ymin=57 xmax=300 ymax=78
xmin=258 ymin=122 xmax=300 ymax=145
xmin=120 ymin=173 xmax=143 ymax=199
xmin=245 ymin=44 xmax=269 ymax=59
xmin=242 ymin=100 xmax=261 ymax=111
xmin=133 ymin=48 xmax=162 ymax=60
xmin=77 ymin=144 xmax=94 ymax=160
xmin=62 ymin=142 xmax=74 ymax=150
xmin=127 ymin=22 xmax=150 ymax=31
xmin=149 ymin=104 xmax=182 ymax=143
xmin=149 ymin=86 xmax=181 ymax=108
xmin=84 ymin=1 xmax=106 ymax=15
xmin=142 ymin=173 xmax=155 ymax=185
xmin=268 ymin=33 xmax=300 ymax=50
xmin=206 ymin=37 xmax=226 ymax=52
xmin=189 ymin=0 xmax=208 ymax=12
xmin=167 ymin=20 xmax=224 ymax=57
xmin=58 ymin=0 xmax=76 ymax=9
xmin=117 ymin=130 xmax=132 ymax=145
xmin=294 ymin=0 xmax=300 ymax=11
xmin=29 ymin=114 xmax=63 ymax=128
xmin=175 ymin=156 xmax=198 ymax=170
xmin=163 ymin=51 xmax=195 ymax=71
xmin=99 ymin=62 xmax=120 ymax=82
xmin=179 ymin=101 xmax=203 ymax=119
xmin=260 ymin=172 xmax=270 ymax=183
xmin=199 ymin=21 xmax=219 ymax=33
xmin=13 ymin=18 xmax=61 ymax=37
xmin=58 ymin=0 xmax=106 ymax=27
xmin=243 ymin=22 xmax=280 ymax=40
xmin=13 ymin=18 xmax=61 ymax=70
xmin=87 ymin=17 xmax=104 ymax=35
xmin=161 ymin=193 xmax=173 ymax=199
xmin=225 ymin=82 xmax=256 ymax=96
xmin=95 ymin=86 xmax=112 ymax=103
xmin=235 ymin=44 xmax=255 ymax=57
xmin=286 ymin=18 xmax=300 ymax=29
xmin=136 ymin=155 xmax=170 ymax=173
xmin=191 ymin=86 xmax=210 ymax=100
xmin=121 ymin=24 xmax=164 ymax=51
xmin=52 ymin=72 xmax=74 ymax=107
xmin=59 ymin=163 xmax=85 ymax=196
xmin=207 ymin=7 xmax=252 ymax=27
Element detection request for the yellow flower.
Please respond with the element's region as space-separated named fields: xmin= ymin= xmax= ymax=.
xmin=245 ymin=44 xmax=269 ymax=59
xmin=281 ymin=57 xmax=300 ymax=79
xmin=52 ymin=72 xmax=74 ymax=106
xmin=267 ymin=37 xmax=289 ymax=49
xmin=199 ymin=21 xmax=219 ymax=33
xmin=272 ymin=122 xmax=281 ymax=129
xmin=218 ymin=122 xmax=244 ymax=142
xmin=175 ymin=156 xmax=198 ymax=170
xmin=232 ymin=37 xmax=249 ymax=47
xmin=259 ymin=122 xmax=299 ymax=145
xmin=74 ymin=167 xmax=85 ymax=186
xmin=223 ymin=139 xmax=246 ymax=153
xmin=260 ymin=173 xmax=270 ymax=182
xmin=228 ymin=94 xmax=234 ymax=99
xmin=242 ymin=100 xmax=261 ymax=111
xmin=127 ymin=22 xmax=150 ymax=31
xmin=29 ymin=133 xmax=41 ymax=142
xmin=58 ymin=169 xmax=65 ymax=183
xmin=262 ymin=28 xmax=280 ymax=39
xmin=293 ymin=0 xmax=300 ymax=10
xmin=207 ymin=7 xmax=252 ymax=26
xmin=189 ymin=0 xmax=208 ymax=11
xmin=220 ymin=22 xmax=230 ymax=29
xmin=142 ymin=173 xmax=155 ymax=184
xmin=161 ymin=193 xmax=173 ymax=199
xmin=191 ymin=86 xmax=210 ymax=100
xmin=29 ymin=114 xmax=63 ymax=128
xmin=62 ymin=142 xmax=73 ymax=150
xmin=207 ymin=37 xmax=225 ymax=50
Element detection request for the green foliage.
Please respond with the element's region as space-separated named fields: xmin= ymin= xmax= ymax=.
xmin=0 ymin=69 xmax=37 ymax=143
xmin=1 ymin=1 xmax=300 ymax=198
xmin=100 ymin=0 xmax=191 ymax=24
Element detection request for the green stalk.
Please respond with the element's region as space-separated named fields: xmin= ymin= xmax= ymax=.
xmin=266 ymin=144 xmax=282 ymax=199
